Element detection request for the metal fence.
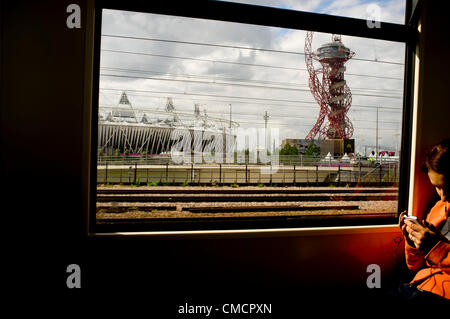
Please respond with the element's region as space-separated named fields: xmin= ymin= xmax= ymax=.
xmin=96 ymin=157 xmax=399 ymax=186
xmin=97 ymin=154 xmax=395 ymax=166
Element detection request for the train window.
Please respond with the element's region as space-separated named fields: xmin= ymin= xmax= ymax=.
xmin=91 ymin=1 xmax=413 ymax=233
xmin=217 ymin=0 xmax=406 ymax=25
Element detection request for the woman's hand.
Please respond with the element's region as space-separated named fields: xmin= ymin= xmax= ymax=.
xmin=399 ymin=211 xmax=416 ymax=247
xmin=403 ymin=217 xmax=440 ymax=252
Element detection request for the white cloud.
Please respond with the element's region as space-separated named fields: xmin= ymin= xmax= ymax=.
xmin=320 ymin=0 xmax=405 ymax=24
xmin=99 ymin=2 xmax=406 ymax=154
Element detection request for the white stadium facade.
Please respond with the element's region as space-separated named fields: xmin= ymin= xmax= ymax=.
xmin=98 ymin=92 xmax=239 ymax=156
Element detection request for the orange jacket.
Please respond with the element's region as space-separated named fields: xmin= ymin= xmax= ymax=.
xmin=405 ymin=200 xmax=450 ymax=299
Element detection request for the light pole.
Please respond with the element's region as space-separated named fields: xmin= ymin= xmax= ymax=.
xmin=229 ymin=104 xmax=232 ymax=132
xmin=262 ymin=111 xmax=269 ymax=163
xmin=375 ymin=107 xmax=379 ymax=162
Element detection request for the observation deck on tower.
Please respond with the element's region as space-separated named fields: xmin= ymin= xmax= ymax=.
xmin=314 ymin=40 xmax=353 ymax=63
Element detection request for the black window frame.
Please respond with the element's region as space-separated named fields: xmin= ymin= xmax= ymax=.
xmin=89 ymin=0 xmax=418 ymax=233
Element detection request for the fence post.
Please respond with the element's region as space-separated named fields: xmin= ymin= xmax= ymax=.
xmin=210 ymin=168 xmax=213 ymax=184
xmin=315 ymin=165 xmax=318 ymax=185
xmin=245 ymin=164 xmax=248 ymax=185
xmin=219 ymin=163 xmax=222 ymax=185
xmin=105 ymin=161 xmax=108 ymax=184
xmin=270 ymin=164 xmax=272 ymax=186
xmin=379 ymin=163 xmax=382 ymax=185
xmin=293 ymin=164 xmax=296 ymax=186
xmin=166 ymin=162 xmax=169 ymax=184
xmin=134 ymin=162 xmax=137 ymax=184
xmin=128 ymin=166 xmax=132 ymax=184
xmin=359 ymin=161 xmax=361 ymax=183
xmin=388 ymin=162 xmax=391 ymax=183
xmin=338 ymin=164 xmax=341 ymax=186
xmin=394 ymin=163 xmax=397 ymax=184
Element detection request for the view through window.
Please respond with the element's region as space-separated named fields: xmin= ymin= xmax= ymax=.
xmin=95 ymin=7 xmax=406 ymax=231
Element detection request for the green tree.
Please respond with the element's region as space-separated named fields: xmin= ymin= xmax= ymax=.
xmin=279 ymin=144 xmax=299 ymax=156
xmin=303 ymin=142 xmax=320 ymax=166
xmin=305 ymin=142 xmax=320 ymax=156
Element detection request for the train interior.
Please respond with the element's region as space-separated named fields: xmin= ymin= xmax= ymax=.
xmin=2 ymin=0 xmax=449 ymax=313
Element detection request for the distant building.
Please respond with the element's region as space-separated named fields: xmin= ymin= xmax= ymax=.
xmin=320 ymin=139 xmax=355 ymax=157
xmin=281 ymin=139 xmax=322 ymax=154
xmin=98 ymin=92 xmax=239 ymax=155
xmin=281 ymin=138 xmax=355 ymax=157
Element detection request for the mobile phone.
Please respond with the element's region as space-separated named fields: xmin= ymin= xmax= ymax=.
xmin=404 ymin=215 xmax=420 ymax=224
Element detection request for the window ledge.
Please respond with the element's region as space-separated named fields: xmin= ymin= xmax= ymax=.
xmin=90 ymin=224 xmax=400 ymax=240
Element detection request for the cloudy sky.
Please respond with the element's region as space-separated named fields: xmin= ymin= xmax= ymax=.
xmin=98 ymin=0 xmax=406 ymax=155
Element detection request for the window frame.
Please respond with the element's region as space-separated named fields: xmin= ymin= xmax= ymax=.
xmin=88 ymin=0 xmax=417 ymax=235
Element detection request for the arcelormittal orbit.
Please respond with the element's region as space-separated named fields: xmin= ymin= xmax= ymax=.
xmin=304 ymin=32 xmax=355 ymax=140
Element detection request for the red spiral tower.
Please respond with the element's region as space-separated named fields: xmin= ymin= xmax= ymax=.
xmin=304 ymin=32 xmax=355 ymax=140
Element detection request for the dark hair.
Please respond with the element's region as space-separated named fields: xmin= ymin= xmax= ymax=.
xmin=421 ymin=138 xmax=450 ymax=176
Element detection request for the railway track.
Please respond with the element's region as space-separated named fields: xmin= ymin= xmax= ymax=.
xmin=95 ymin=186 xmax=398 ymax=231
xmin=96 ymin=186 xmax=398 ymax=213
xmin=96 ymin=203 xmax=361 ymax=213
xmin=97 ymin=193 xmax=397 ymax=203
xmin=97 ymin=187 xmax=398 ymax=195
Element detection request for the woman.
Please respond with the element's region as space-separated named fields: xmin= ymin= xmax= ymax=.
xmin=398 ymin=138 xmax=450 ymax=300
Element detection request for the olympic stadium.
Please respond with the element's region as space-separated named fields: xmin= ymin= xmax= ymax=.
xmin=98 ymin=92 xmax=239 ymax=156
